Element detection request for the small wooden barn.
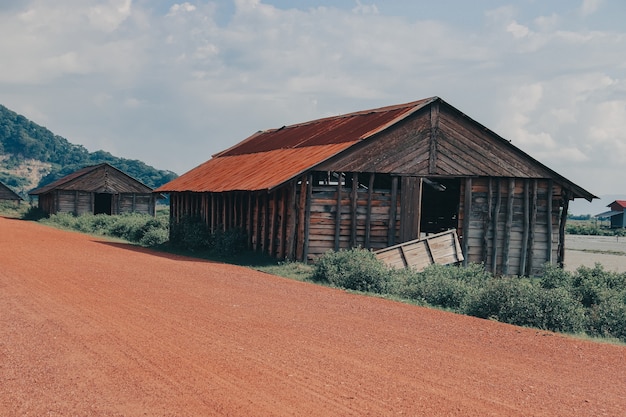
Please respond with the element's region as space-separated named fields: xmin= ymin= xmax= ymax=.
xmin=0 ymin=181 xmax=23 ymax=204
xmin=30 ymin=163 xmax=157 ymax=216
xmin=156 ymin=97 xmax=596 ymax=275
xmin=596 ymin=200 xmax=626 ymax=228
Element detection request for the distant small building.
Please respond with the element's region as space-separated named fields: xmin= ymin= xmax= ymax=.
xmin=0 ymin=181 xmax=23 ymax=204
xmin=29 ymin=163 xmax=157 ymax=216
xmin=596 ymin=200 xmax=626 ymax=228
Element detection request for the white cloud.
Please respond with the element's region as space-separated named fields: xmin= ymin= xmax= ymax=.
xmin=1 ymin=0 xmax=625 ymax=196
xmin=580 ymin=0 xmax=603 ymax=16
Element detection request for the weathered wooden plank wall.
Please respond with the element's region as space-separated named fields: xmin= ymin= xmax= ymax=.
xmin=462 ymin=177 xmax=563 ymax=276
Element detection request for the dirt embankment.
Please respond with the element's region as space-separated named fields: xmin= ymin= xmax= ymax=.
xmin=1 ymin=217 xmax=625 ymax=416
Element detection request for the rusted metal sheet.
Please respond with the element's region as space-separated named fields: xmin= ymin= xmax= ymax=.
xmin=374 ymin=229 xmax=464 ymax=271
xmin=157 ymin=144 xmax=357 ymax=193
xmin=157 ymin=99 xmax=436 ymax=193
xmin=215 ymin=98 xmax=434 ymax=157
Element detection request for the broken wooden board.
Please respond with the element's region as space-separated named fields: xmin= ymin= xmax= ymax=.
xmin=374 ymin=229 xmax=464 ymax=271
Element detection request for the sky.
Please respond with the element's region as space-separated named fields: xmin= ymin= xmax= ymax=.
xmin=1 ymin=0 xmax=625 ymax=212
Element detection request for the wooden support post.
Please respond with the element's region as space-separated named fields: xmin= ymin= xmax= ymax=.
xmin=365 ymin=173 xmax=374 ymax=249
xmin=520 ymin=179 xmax=530 ymax=276
xmin=247 ymin=193 xmax=253 ymax=248
xmin=547 ymin=179 xmax=554 ymax=264
xmin=269 ymin=191 xmax=279 ymax=257
xmin=462 ymin=178 xmax=472 ymax=266
xmin=491 ymin=178 xmax=501 ymax=274
xmin=303 ymin=173 xmax=312 ymax=262
xmin=277 ymin=187 xmax=286 ymax=260
xmin=255 ymin=193 xmax=263 ymax=252
xmin=263 ymin=193 xmax=270 ymax=254
xmin=297 ymin=176 xmax=308 ymax=261
xmin=286 ymin=182 xmax=297 ymax=260
xmin=388 ymin=176 xmax=398 ymax=246
xmin=527 ymin=180 xmax=538 ymax=276
xmin=482 ymin=178 xmax=492 ymax=266
xmin=350 ymin=173 xmax=358 ymax=248
xmin=334 ymin=173 xmax=343 ymax=251
xmin=558 ymin=189 xmax=570 ymax=269
xmin=502 ymin=178 xmax=515 ymax=275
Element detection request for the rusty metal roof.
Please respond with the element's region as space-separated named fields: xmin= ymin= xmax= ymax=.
xmin=157 ymin=97 xmax=436 ymax=193
xmin=30 ymin=163 xmax=153 ymax=195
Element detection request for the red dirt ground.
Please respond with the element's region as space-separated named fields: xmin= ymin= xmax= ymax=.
xmin=1 ymin=216 xmax=625 ymax=417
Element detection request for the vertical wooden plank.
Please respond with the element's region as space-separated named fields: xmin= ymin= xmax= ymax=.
xmin=263 ymin=192 xmax=270 ymax=254
xmin=429 ymin=101 xmax=439 ymax=175
xmin=388 ymin=176 xmax=398 ymax=246
xmin=74 ymin=190 xmax=79 ymax=214
xmin=255 ymin=192 xmax=263 ymax=252
xmin=269 ymin=191 xmax=278 ymax=257
xmin=350 ymin=173 xmax=358 ymax=248
xmin=276 ymin=187 xmax=286 ymax=260
xmin=491 ymin=178 xmax=501 ymax=274
xmin=482 ymin=178 xmax=492 ymax=266
xmin=222 ymin=193 xmax=227 ymax=231
xmin=247 ymin=193 xmax=253 ymax=247
xmin=462 ymin=178 xmax=472 ymax=267
xmin=296 ymin=176 xmax=308 ymax=261
xmin=527 ymin=179 xmax=538 ymax=276
xmin=502 ymin=178 xmax=515 ymax=275
xmin=547 ymin=179 xmax=554 ymax=264
xmin=558 ymin=189 xmax=570 ymax=269
xmin=286 ymin=181 xmax=297 ymax=260
xmin=520 ymin=179 xmax=530 ymax=276
xmin=365 ymin=173 xmax=375 ymax=249
xmin=334 ymin=172 xmax=343 ymax=251
xmin=303 ymin=173 xmax=312 ymax=262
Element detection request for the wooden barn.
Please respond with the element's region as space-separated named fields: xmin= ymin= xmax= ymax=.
xmin=30 ymin=163 xmax=158 ymax=216
xmin=596 ymin=200 xmax=626 ymax=228
xmin=0 ymin=181 xmax=23 ymax=204
xmin=156 ymin=97 xmax=596 ymax=275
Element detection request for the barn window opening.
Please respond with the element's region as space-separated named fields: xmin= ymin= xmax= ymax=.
xmin=94 ymin=193 xmax=112 ymax=215
xmin=420 ymin=178 xmax=460 ymax=235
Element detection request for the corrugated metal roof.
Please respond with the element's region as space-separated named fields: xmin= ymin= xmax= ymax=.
xmin=158 ymin=143 xmax=357 ymax=192
xmin=157 ymin=98 xmax=435 ymax=192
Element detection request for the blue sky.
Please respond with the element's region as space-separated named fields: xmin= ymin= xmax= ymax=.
xmin=1 ymin=0 xmax=625 ymax=213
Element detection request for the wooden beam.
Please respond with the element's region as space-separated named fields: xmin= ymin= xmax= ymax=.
xmin=350 ymin=173 xmax=358 ymax=248
xmin=558 ymin=189 xmax=570 ymax=268
xmin=482 ymin=178 xmax=492 ymax=266
xmin=502 ymin=178 xmax=515 ymax=275
xmin=547 ymin=179 xmax=554 ymax=264
xmin=365 ymin=173 xmax=374 ymax=249
xmin=286 ymin=182 xmax=297 ymax=260
xmin=491 ymin=178 xmax=501 ymax=274
xmin=388 ymin=176 xmax=398 ymax=246
xmin=297 ymin=176 xmax=308 ymax=260
xmin=303 ymin=173 xmax=312 ymax=263
xmin=334 ymin=173 xmax=343 ymax=251
xmin=527 ymin=180 xmax=538 ymax=276
xmin=462 ymin=177 xmax=472 ymax=266
xmin=429 ymin=101 xmax=439 ymax=174
xmin=520 ymin=179 xmax=530 ymax=276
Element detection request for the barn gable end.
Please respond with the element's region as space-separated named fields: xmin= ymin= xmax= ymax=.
xmin=30 ymin=163 xmax=157 ymax=216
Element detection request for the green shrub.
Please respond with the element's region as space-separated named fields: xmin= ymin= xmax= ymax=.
xmin=21 ymin=205 xmax=48 ymax=221
xmin=212 ymin=228 xmax=248 ymax=257
xmin=313 ymin=248 xmax=390 ymax=293
xmin=571 ymin=264 xmax=626 ymax=308
xmin=139 ymin=227 xmax=169 ymax=246
xmin=464 ymin=278 xmax=585 ymax=333
xmin=170 ymin=216 xmax=212 ymax=250
xmin=391 ymin=264 xmax=480 ymax=310
xmin=586 ymin=295 xmax=626 ymax=342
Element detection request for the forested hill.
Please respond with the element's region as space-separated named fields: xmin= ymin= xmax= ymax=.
xmin=0 ymin=104 xmax=177 ymax=196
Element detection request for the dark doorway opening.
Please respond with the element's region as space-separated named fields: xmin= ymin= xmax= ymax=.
xmin=421 ymin=178 xmax=460 ymax=234
xmin=94 ymin=193 xmax=112 ymax=215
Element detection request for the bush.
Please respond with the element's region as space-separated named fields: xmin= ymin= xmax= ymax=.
xmin=464 ymin=278 xmax=585 ymax=333
xmin=170 ymin=216 xmax=212 ymax=250
xmin=586 ymin=295 xmax=626 ymax=341
xmin=391 ymin=264 xmax=488 ymax=310
xmin=313 ymin=248 xmax=390 ymax=293
xmin=212 ymin=228 xmax=248 ymax=257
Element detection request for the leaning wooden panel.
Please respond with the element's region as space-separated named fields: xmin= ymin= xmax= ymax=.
xmin=374 ymin=229 xmax=464 ymax=271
